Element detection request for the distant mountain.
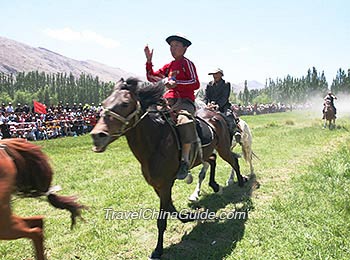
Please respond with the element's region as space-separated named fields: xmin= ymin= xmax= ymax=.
xmin=0 ymin=36 xmax=137 ymax=83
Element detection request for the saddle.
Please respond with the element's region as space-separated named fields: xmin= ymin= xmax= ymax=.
xmin=147 ymin=108 xmax=215 ymax=168
xmin=195 ymin=116 xmax=215 ymax=147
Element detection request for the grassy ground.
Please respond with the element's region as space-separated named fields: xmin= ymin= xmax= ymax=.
xmin=1 ymin=110 xmax=350 ymax=260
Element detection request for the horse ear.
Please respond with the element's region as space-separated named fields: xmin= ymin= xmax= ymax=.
xmin=125 ymin=77 xmax=139 ymax=93
xmin=114 ymin=79 xmax=124 ymax=90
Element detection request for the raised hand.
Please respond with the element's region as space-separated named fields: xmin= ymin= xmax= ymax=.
xmin=144 ymin=45 xmax=153 ymax=63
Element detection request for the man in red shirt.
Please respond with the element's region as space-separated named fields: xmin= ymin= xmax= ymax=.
xmin=144 ymin=34 xmax=200 ymax=180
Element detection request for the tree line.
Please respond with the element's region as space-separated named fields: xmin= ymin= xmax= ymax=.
xmin=236 ymin=67 xmax=350 ymax=106
xmin=1 ymin=67 xmax=349 ymax=107
xmin=0 ymin=71 xmax=114 ymax=106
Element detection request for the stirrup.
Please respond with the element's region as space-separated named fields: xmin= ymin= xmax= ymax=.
xmin=234 ymin=132 xmax=242 ymax=144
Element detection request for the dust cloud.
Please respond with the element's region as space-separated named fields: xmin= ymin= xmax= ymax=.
xmin=305 ymin=92 xmax=350 ymax=119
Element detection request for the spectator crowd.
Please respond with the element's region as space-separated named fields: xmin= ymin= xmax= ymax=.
xmin=1 ymin=100 xmax=301 ymax=141
xmin=0 ymin=102 xmax=102 ymax=141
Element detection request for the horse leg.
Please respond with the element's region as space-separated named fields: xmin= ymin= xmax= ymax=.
xmin=0 ymin=215 xmax=45 ymax=260
xmin=217 ymin=148 xmax=246 ymax=187
xmin=0 ymin=155 xmax=45 ymax=260
xmin=226 ymin=170 xmax=235 ymax=186
xmin=151 ymin=184 xmax=197 ymax=259
xmin=150 ymin=186 xmax=173 ymax=260
xmin=23 ymin=216 xmax=45 ymax=260
xmin=189 ymin=161 xmax=209 ymax=201
xmin=207 ymin=154 xmax=221 ymax=193
xmin=243 ymin=145 xmax=254 ymax=174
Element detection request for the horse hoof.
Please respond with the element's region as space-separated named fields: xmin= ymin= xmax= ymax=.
xmin=185 ymin=173 xmax=193 ymax=184
xmin=149 ymin=250 xmax=161 ymax=260
xmin=189 ymin=192 xmax=199 ymax=201
xmin=243 ymin=175 xmax=249 ymax=183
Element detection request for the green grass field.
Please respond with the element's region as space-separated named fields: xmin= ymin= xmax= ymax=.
xmin=1 ymin=110 xmax=350 ymax=260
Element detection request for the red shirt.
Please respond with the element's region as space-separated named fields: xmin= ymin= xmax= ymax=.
xmin=146 ymin=57 xmax=200 ymax=101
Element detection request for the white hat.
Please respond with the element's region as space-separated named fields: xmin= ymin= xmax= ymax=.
xmin=166 ymin=34 xmax=192 ymax=47
xmin=208 ymin=68 xmax=224 ymax=76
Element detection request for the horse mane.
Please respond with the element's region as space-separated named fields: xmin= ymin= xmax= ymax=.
xmin=125 ymin=77 xmax=165 ymax=110
xmin=1 ymin=139 xmax=52 ymax=196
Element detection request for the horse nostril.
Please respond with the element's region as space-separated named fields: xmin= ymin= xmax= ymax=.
xmin=91 ymin=132 xmax=109 ymax=140
xmin=98 ymin=132 xmax=108 ymax=139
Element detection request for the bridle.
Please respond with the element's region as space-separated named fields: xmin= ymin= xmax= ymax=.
xmin=102 ymin=100 xmax=146 ymax=137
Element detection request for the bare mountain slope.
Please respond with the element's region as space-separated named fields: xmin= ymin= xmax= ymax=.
xmin=0 ymin=36 xmax=136 ymax=82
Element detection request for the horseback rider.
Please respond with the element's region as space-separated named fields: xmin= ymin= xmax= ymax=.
xmin=144 ymin=34 xmax=200 ymax=180
xmin=204 ymin=68 xmax=242 ymax=144
xmin=323 ymin=91 xmax=337 ymax=119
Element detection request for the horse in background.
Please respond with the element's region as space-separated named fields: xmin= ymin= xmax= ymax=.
xmin=0 ymin=139 xmax=86 ymax=260
xmin=226 ymin=118 xmax=258 ymax=185
xmin=91 ymin=78 xmax=247 ymax=259
xmin=323 ymin=100 xmax=336 ymax=129
xmin=189 ymin=113 xmax=256 ymax=201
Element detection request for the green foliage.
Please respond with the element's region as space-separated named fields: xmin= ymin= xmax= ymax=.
xmin=0 ymin=71 xmax=114 ymax=106
xmin=0 ymin=92 xmax=12 ymax=105
xmin=252 ymin=93 xmax=271 ymax=104
xmin=237 ymin=67 xmax=350 ymax=105
xmin=13 ymin=91 xmax=34 ymax=106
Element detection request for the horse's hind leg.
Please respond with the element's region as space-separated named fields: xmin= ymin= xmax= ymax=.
xmin=217 ymin=148 xmax=246 ymax=187
xmin=2 ymin=215 xmax=45 ymax=260
xmin=24 ymin=216 xmax=45 ymax=260
xmin=243 ymin=146 xmax=254 ymax=174
xmin=189 ymin=161 xmax=209 ymax=201
xmin=207 ymin=154 xmax=221 ymax=193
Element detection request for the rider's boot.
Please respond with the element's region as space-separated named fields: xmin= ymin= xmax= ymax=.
xmin=176 ymin=121 xmax=198 ymax=180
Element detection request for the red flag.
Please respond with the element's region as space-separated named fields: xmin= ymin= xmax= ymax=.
xmin=33 ymin=100 xmax=47 ymax=114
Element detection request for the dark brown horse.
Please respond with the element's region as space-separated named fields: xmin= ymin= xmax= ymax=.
xmin=0 ymin=139 xmax=85 ymax=260
xmin=90 ymin=78 xmax=246 ymax=259
xmin=323 ymin=100 xmax=336 ymax=129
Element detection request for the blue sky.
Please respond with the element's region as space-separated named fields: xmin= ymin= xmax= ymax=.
xmin=1 ymin=0 xmax=349 ymax=85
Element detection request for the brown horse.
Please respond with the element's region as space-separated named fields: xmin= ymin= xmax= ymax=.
xmin=323 ymin=100 xmax=336 ymax=129
xmin=0 ymin=138 xmax=85 ymax=260
xmin=91 ymin=78 xmax=246 ymax=259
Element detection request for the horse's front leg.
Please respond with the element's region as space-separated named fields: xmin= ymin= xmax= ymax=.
xmin=189 ymin=161 xmax=209 ymax=201
xmin=150 ymin=186 xmax=172 ymax=260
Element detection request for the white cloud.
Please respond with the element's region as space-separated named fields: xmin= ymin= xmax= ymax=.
xmin=43 ymin=27 xmax=119 ymax=48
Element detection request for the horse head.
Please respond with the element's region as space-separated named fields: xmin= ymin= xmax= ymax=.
xmin=91 ymin=77 xmax=165 ymax=152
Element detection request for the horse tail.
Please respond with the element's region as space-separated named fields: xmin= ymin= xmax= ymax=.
xmin=47 ymin=193 xmax=87 ymax=229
